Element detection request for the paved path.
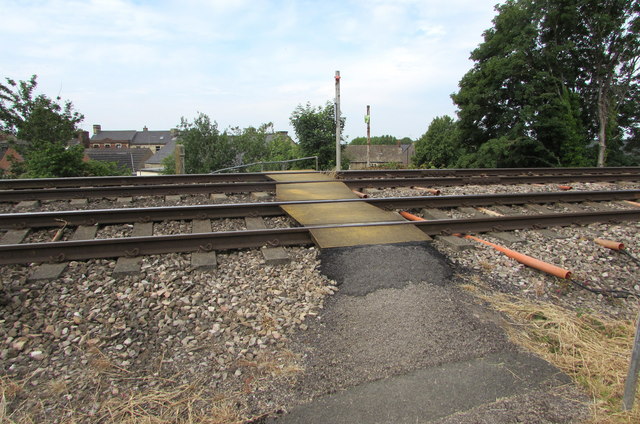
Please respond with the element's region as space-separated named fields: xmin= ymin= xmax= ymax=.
xmin=269 ymin=243 xmax=588 ymax=423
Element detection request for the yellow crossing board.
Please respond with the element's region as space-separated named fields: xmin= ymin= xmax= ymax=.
xmin=267 ymin=172 xmax=429 ymax=248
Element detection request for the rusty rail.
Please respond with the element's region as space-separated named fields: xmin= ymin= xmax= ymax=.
xmin=1 ymin=208 xmax=639 ymax=265
xmin=1 ymin=189 xmax=638 ymax=229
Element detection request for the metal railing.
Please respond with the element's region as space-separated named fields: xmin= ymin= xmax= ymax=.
xmin=211 ymin=156 xmax=319 ymax=173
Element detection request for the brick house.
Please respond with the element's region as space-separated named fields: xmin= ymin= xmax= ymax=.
xmin=90 ymin=124 xmax=178 ymax=153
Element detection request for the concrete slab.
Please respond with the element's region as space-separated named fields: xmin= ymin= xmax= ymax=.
xmin=262 ymin=246 xmax=290 ymax=265
xmin=28 ymin=263 xmax=67 ymax=281
xmin=525 ymin=204 xmax=552 ymax=214
xmin=268 ymin=172 xmax=334 ymax=182
xmin=457 ymin=206 xmax=486 ymax=219
xmin=1 ymin=229 xmax=30 ymax=245
xmin=492 ymin=205 xmax=515 ymax=215
xmin=113 ymin=257 xmax=141 ymax=276
xmin=210 ymin=193 xmax=228 ymax=202
xmin=251 ymin=191 xmax=271 ymax=200
xmin=117 ymin=197 xmax=133 ymax=204
xmin=132 ymin=222 xmax=153 ymax=237
xmin=191 ymin=219 xmax=211 ymax=234
xmin=69 ymin=198 xmax=88 ymax=206
xmin=436 ymin=235 xmax=475 ymax=251
xmin=273 ymin=351 xmax=569 ymax=424
xmin=15 ymin=200 xmax=39 ymax=209
xmin=165 ymin=195 xmax=182 ymax=203
xmin=191 ymin=252 xmax=217 ymax=270
xmin=70 ymin=225 xmax=98 ymax=241
xmin=557 ymin=202 xmax=584 ymax=212
xmin=583 ymin=201 xmax=611 ymax=211
xmin=245 ymin=217 xmax=268 ymax=230
xmin=487 ymin=231 xmax=524 ymax=243
xmin=421 ymin=208 xmax=450 ymax=220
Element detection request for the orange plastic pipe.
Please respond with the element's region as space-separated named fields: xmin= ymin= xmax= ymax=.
xmin=412 ymin=186 xmax=441 ymax=195
xmin=463 ymin=234 xmax=572 ymax=279
xmin=624 ymin=200 xmax=640 ymax=208
xmin=558 ymin=185 xmax=573 ymax=190
xmin=594 ymin=238 xmax=625 ymax=251
xmin=401 ymin=210 xmax=572 ymax=279
xmin=352 ymin=190 xmax=369 ymax=198
xmin=400 ymin=211 xmax=425 ymax=221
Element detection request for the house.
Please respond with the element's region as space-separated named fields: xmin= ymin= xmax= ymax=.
xmin=0 ymin=133 xmax=26 ymax=175
xmin=141 ymin=139 xmax=177 ymax=174
xmin=344 ymin=143 xmax=415 ymax=169
xmin=90 ymin=124 xmax=178 ymax=153
xmin=83 ymin=148 xmax=153 ymax=174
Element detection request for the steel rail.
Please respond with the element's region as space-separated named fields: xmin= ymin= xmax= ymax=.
xmin=1 ymin=167 xmax=639 ymax=190
xmin=1 ymin=174 xmax=639 ymax=202
xmin=0 ymin=209 xmax=638 ymax=265
xmin=2 ymin=189 xmax=639 ymax=230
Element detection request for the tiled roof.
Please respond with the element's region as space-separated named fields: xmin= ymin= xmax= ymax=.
xmin=84 ymin=148 xmax=153 ymax=172
xmin=90 ymin=131 xmax=137 ymax=142
xmin=132 ymin=131 xmax=173 ymax=145
xmin=146 ymin=139 xmax=177 ymax=165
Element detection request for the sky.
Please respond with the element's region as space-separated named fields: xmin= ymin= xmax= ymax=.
xmin=1 ymin=0 xmax=501 ymax=142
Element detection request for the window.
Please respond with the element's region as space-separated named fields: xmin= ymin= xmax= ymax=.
xmin=155 ymin=146 xmax=161 ymax=152
xmin=104 ymin=144 xmax=111 ymax=148
xmin=93 ymin=144 xmax=100 ymax=148
xmin=116 ymin=144 xmax=122 ymax=148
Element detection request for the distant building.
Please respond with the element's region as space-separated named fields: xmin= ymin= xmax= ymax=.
xmin=89 ymin=124 xmax=178 ymax=153
xmin=0 ymin=133 xmax=26 ymax=174
xmin=344 ymin=143 xmax=415 ymax=169
xmin=83 ymin=148 xmax=153 ymax=174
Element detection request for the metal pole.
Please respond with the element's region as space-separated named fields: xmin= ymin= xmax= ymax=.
xmin=623 ymin=310 xmax=640 ymax=410
xmin=366 ymin=105 xmax=371 ymax=168
xmin=335 ymin=70 xmax=341 ymax=171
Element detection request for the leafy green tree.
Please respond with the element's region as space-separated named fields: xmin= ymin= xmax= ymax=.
xmin=23 ymin=144 xmax=127 ymax=178
xmin=290 ymin=102 xmax=344 ymax=169
xmin=1 ymin=75 xmax=83 ymax=145
xmin=265 ymin=133 xmax=301 ymax=164
xmin=413 ymin=116 xmax=462 ymax=168
xmin=161 ymin=153 xmax=176 ymax=175
xmin=349 ymin=135 xmax=397 ymax=145
xmin=178 ymin=113 xmax=234 ymax=173
xmin=456 ymin=136 xmax=558 ymax=168
xmin=452 ymin=0 xmax=640 ymax=167
xmin=228 ymin=124 xmax=270 ymax=166
xmin=1 ymin=75 xmax=126 ymax=177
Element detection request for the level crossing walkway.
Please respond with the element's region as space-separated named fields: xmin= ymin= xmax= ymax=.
xmin=266 ymin=172 xmax=429 ymax=248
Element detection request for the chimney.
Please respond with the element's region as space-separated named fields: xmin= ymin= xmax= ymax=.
xmin=143 ymin=126 xmax=148 ymax=132
xmin=78 ymin=130 xmax=90 ymax=148
xmin=92 ymin=124 xmax=101 ymax=135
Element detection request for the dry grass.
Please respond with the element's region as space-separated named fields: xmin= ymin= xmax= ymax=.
xmin=477 ymin=291 xmax=640 ymax=423
xmin=0 ymin=348 xmax=305 ymax=424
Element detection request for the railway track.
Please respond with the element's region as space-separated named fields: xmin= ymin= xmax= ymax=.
xmin=1 ymin=189 xmax=638 ymax=229
xmin=1 ymin=173 xmax=639 ymax=202
xmin=1 ymin=189 xmax=638 ymax=265
xmin=1 ymin=167 xmax=638 ymax=190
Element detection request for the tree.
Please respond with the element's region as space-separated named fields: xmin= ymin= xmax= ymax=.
xmin=227 ymin=124 xmax=270 ymax=166
xmin=1 ymin=74 xmax=127 ymax=177
xmin=1 ymin=75 xmax=83 ymax=145
xmin=290 ymin=102 xmax=344 ymax=169
xmin=413 ymin=116 xmax=462 ymax=168
xmin=265 ymin=133 xmax=301 ymax=165
xmin=452 ymin=0 xmax=640 ymax=167
xmin=349 ymin=135 xmax=397 ymax=145
xmin=178 ymin=113 xmax=234 ymax=173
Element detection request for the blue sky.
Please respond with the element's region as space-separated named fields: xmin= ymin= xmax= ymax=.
xmin=1 ymin=0 xmax=500 ymax=141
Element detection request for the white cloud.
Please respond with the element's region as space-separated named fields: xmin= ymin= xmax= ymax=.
xmin=0 ymin=0 xmax=501 ymax=140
